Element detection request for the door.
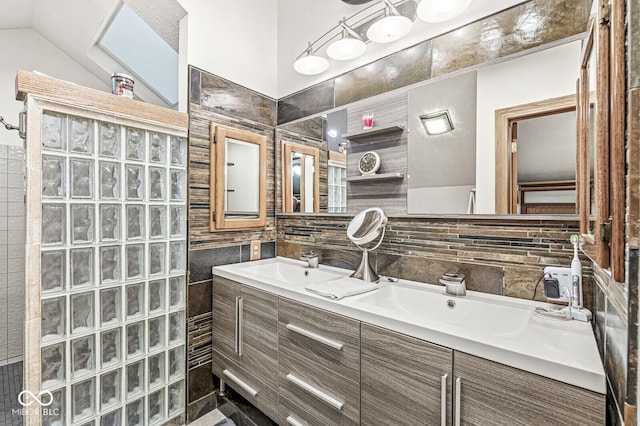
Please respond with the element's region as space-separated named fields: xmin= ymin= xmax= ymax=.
xmin=453 ymin=351 xmax=604 ymax=425
xmin=361 ymin=324 xmax=453 ymax=426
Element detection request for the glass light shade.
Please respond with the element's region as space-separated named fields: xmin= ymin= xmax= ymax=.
xmin=294 ymin=54 xmax=330 ymax=75
xmin=366 ymin=15 xmax=412 ymax=43
xmin=327 ymin=37 xmax=367 ymax=61
xmin=417 ymin=0 xmax=472 ymax=23
xmin=420 ymin=111 xmax=454 ymax=135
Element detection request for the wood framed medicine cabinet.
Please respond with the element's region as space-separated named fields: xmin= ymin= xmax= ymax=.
xmin=577 ymin=0 xmax=625 ymax=282
xmin=209 ymin=123 xmax=267 ymax=231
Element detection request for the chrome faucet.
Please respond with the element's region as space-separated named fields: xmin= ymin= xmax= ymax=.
xmin=440 ymin=268 xmax=466 ymax=296
xmin=300 ymin=251 xmax=319 ymax=268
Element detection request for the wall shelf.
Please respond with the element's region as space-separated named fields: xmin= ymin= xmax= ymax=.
xmin=342 ymin=124 xmax=405 ymax=141
xmin=346 ymin=173 xmax=404 ymax=182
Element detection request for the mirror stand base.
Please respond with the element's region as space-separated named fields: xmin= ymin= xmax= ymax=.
xmin=350 ymin=249 xmax=380 ymax=283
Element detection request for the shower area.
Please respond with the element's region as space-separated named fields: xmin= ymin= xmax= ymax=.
xmin=14 ymin=71 xmax=189 ymax=426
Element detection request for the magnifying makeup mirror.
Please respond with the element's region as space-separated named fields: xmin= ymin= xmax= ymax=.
xmin=347 ymin=207 xmax=387 ymax=282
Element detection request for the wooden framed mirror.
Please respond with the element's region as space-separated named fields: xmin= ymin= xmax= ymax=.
xmin=210 ymin=123 xmax=266 ymax=231
xmin=281 ymin=140 xmax=320 ymax=213
xmin=577 ymin=0 xmax=625 ymax=282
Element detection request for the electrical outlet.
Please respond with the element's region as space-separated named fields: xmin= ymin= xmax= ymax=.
xmin=250 ymin=240 xmax=261 ymax=261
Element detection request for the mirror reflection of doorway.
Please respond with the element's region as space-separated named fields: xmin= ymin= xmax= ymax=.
xmin=509 ymin=109 xmax=577 ymax=214
xmin=495 ymin=95 xmax=578 ymax=215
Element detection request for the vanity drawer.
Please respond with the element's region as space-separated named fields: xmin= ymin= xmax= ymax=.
xmin=212 ymin=350 xmax=278 ymax=421
xmin=278 ymin=349 xmax=359 ymax=426
xmin=279 ymin=396 xmax=328 ymax=426
xmin=278 ymin=297 xmax=360 ymax=382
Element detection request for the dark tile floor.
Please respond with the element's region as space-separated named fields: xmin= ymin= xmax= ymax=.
xmin=0 ymin=362 xmax=23 ymax=426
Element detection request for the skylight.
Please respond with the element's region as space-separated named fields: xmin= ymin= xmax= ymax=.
xmin=99 ymin=4 xmax=179 ymax=106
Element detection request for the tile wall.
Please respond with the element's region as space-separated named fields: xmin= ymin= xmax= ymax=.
xmin=186 ymin=67 xmax=278 ymax=422
xmin=0 ymin=144 xmax=25 ymax=366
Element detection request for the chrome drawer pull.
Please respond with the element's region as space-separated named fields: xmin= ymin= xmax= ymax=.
xmin=238 ymin=297 xmax=244 ymax=356
xmin=455 ymin=377 xmax=461 ymax=426
xmin=285 ymin=323 xmax=344 ymax=350
xmin=441 ymin=374 xmax=448 ymax=426
xmin=234 ymin=296 xmax=241 ymax=354
xmin=286 ymin=415 xmax=305 ymax=426
xmin=222 ymin=369 xmax=258 ymax=397
xmin=286 ymin=373 xmax=344 ymax=411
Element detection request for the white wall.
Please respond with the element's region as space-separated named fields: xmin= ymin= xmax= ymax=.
xmin=0 ymin=28 xmax=108 ymax=148
xmin=475 ymin=41 xmax=582 ymax=214
xmin=0 ymin=28 xmax=108 ymax=365
xmin=177 ymin=0 xmax=278 ymax=98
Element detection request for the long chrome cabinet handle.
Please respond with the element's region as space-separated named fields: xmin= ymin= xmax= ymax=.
xmin=441 ymin=374 xmax=448 ymax=426
xmin=222 ymin=369 xmax=258 ymax=397
xmin=286 ymin=415 xmax=305 ymax=426
xmin=455 ymin=377 xmax=461 ymax=426
xmin=286 ymin=373 xmax=344 ymax=411
xmin=238 ymin=297 xmax=244 ymax=357
xmin=285 ymin=323 xmax=344 ymax=350
xmin=234 ymin=296 xmax=241 ymax=354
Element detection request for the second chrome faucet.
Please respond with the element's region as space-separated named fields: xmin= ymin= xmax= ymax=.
xmin=300 ymin=251 xmax=319 ymax=268
xmin=440 ymin=268 xmax=466 ymax=296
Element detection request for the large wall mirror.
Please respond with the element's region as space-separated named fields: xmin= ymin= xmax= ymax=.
xmin=209 ymin=123 xmax=266 ymax=230
xmin=275 ymin=39 xmax=583 ymax=217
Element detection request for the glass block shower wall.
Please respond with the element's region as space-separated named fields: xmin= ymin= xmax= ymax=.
xmin=38 ymin=110 xmax=187 ymax=426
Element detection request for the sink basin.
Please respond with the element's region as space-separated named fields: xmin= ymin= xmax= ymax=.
xmin=355 ymin=284 xmax=531 ymax=336
xmin=240 ymin=261 xmax=347 ymax=287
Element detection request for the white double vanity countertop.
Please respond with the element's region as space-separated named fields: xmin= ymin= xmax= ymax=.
xmin=212 ymin=257 xmax=605 ymax=394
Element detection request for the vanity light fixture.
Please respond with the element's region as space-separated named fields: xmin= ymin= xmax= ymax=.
xmin=327 ymin=20 xmax=367 ymax=60
xmin=420 ymin=110 xmax=454 ymax=135
xmin=294 ymin=0 xmax=474 ymax=75
xmin=294 ymin=43 xmax=330 ymax=75
xmin=416 ymin=0 xmax=472 ymax=23
xmin=367 ymin=0 xmax=413 ymax=43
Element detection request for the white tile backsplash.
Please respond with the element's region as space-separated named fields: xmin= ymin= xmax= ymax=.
xmin=7 ymin=159 xmax=23 ymax=175
xmin=6 ymin=173 xmax=22 ymax=189
xmin=7 ymin=256 xmax=24 ymax=274
xmin=7 ymin=202 xmax=24 ymax=216
xmin=8 ymin=146 xmax=24 ymax=160
xmin=0 ymin=151 xmax=23 ymax=365
xmin=7 ymin=189 xmax=23 ymax=203
xmin=7 ymin=230 xmax=25 ymax=245
xmin=7 ymin=245 xmax=22 ymax=260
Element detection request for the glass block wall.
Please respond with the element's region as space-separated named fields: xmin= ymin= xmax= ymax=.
xmin=327 ymin=162 xmax=346 ymax=213
xmin=38 ymin=110 xmax=187 ymax=426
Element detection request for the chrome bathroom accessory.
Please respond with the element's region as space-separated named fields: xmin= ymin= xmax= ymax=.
xmin=300 ymin=251 xmax=319 ymax=268
xmin=347 ymin=207 xmax=387 ymax=282
xmin=440 ymin=268 xmax=466 ymax=296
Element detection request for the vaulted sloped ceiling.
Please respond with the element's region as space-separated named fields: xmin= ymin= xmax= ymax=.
xmin=0 ymin=0 xmax=185 ymax=106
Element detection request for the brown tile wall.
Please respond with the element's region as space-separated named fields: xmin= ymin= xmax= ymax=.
xmin=276 ymin=214 xmax=591 ymax=305
xmin=187 ymin=66 xmax=278 ymax=422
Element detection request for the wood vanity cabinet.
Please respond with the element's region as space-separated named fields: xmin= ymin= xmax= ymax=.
xmin=278 ymin=298 xmax=361 ymax=426
xmin=211 ymin=277 xmax=604 ymax=425
xmin=453 ymin=351 xmax=605 ymax=426
xmin=360 ymin=324 xmax=453 ymax=426
xmin=211 ymin=276 xmax=279 ymax=419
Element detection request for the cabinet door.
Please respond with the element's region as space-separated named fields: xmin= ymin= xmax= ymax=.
xmin=212 ymin=276 xmax=241 ymax=361
xmin=361 ymin=323 xmax=453 ymax=426
xmin=239 ymin=285 xmax=278 ymax=387
xmin=454 ymin=351 xmax=605 ymax=426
